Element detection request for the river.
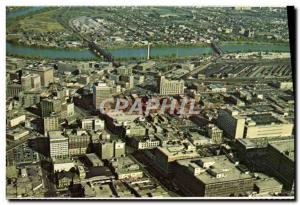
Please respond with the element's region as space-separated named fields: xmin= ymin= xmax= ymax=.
xmin=6 ymin=42 xmax=290 ymax=60
xmin=7 ymin=7 xmax=45 ymax=18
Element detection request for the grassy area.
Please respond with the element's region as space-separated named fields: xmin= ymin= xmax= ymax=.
xmin=10 ymin=8 xmax=64 ymax=33
xmin=19 ymin=9 xmax=64 ymax=32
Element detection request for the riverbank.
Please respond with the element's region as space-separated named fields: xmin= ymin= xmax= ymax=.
xmin=219 ymin=40 xmax=289 ymax=47
xmin=6 ymin=53 xmax=100 ymax=62
xmin=105 ymin=42 xmax=211 ymax=50
xmin=6 ymin=39 xmax=88 ymax=51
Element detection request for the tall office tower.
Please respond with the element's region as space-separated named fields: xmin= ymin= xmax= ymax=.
xmin=93 ymin=82 xmax=113 ymax=110
xmin=40 ymin=98 xmax=62 ymax=117
xmin=49 ymin=131 xmax=69 ymax=159
xmin=114 ymin=141 xmax=126 ymax=158
xmin=21 ymin=74 xmax=32 ymax=91
xmin=157 ymin=75 xmax=184 ymax=95
xmin=30 ymin=74 xmax=41 ymax=89
xmin=99 ymin=141 xmax=114 ymax=160
xmin=206 ymin=124 xmax=223 ymax=144
xmin=216 ymin=108 xmax=246 ymax=139
xmin=30 ymin=67 xmax=54 ymax=87
xmin=43 ymin=114 xmax=59 ymax=136
xmin=128 ymin=75 xmax=134 ymax=89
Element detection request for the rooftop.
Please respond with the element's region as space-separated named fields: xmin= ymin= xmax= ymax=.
xmin=85 ymin=166 xmax=114 ymax=179
xmin=248 ymin=114 xmax=282 ymax=125
xmin=255 ymin=173 xmax=283 ymax=191
xmin=48 ymin=131 xmax=67 ymax=140
xmin=157 ymin=144 xmax=199 ymax=160
xmin=177 ymin=155 xmax=253 ymax=184
xmin=85 ymin=153 xmax=103 ymax=166
xmin=111 ymin=156 xmax=141 ymax=174
xmin=268 ymin=139 xmax=294 ymax=161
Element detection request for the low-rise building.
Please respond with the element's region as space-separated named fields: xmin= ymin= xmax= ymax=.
xmin=131 ymin=135 xmax=160 ymax=150
xmin=244 ymin=114 xmax=293 ymax=138
xmin=254 ymin=173 xmax=283 ymax=196
xmin=208 ymin=84 xmax=227 ymax=93
xmin=7 ymin=127 xmax=30 ymax=141
xmin=110 ymin=156 xmax=143 ymax=180
xmin=7 ymin=113 xmax=26 ymax=128
xmin=53 ymin=159 xmax=75 ymax=172
xmin=187 ymin=132 xmax=211 ymax=146
xmin=86 ymin=153 xmax=103 ymax=167
xmin=173 ymin=155 xmax=254 ymax=197
xmin=153 ymin=142 xmax=200 ymax=174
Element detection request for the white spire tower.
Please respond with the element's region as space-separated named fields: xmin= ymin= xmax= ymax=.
xmin=147 ymin=43 xmax=151 ymax=60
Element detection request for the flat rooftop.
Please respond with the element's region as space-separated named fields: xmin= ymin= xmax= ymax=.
xmin=177 ymin=155 xmax=253 ymax=184
xmin=157 ymin=145 xmax=199 ymax=159
xmin=255 ymin=173 xmax=283 ymax=190
xmin=85 ymin=166 xmax=114 ymax=179
xmin=48 ymin=131 xmax=66 ymax=140
xmin=248 ymin=114 xmax=282 ymax=125
xmin=86 ymin=153 xmax=103 ymax=166
xmin=268 ymin=139 xmax=294 ymax=161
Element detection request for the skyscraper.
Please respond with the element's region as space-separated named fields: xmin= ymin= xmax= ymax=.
xmin=207 ymin=124 xmax=223 ymax=144
xmin=216 ymin=108 xmax=246 ymax=139
xmin=99 ymin=141 xmax=114 ymax=160
xmin=49 ymin=131 xmax=69 ymax=159
xmin=21 ymin=74 xmax=32 ymax=91
xmin=40 ymin=98 xmax=62 ymax=117
xmin=43 ymin=114 xmax=59 ymax=136
xmin=30 ymin=74 xmax=41 ymax=89
xmin=29 ymin=66 xmax=54 ymax=87
xmin=93 ymin=82 xmax=113 ymax=110
xmin=114 ymin=141 xmax=126 ymax=158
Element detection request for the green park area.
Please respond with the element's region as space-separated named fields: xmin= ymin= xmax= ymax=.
xmin=7 ymin=8 xmax=64 ymax=33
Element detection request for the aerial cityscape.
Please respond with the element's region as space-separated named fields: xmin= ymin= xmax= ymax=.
xmin=6 ymin=6 xmax=295 ymax=199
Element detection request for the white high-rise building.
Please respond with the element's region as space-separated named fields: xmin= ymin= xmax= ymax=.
xmin=30 ymin=74 xmax=41 ymax=89
xmin=216 ymin=108 xmax=246 ymax=139
xmin=49 ymin=131 xmax=69 ymax=159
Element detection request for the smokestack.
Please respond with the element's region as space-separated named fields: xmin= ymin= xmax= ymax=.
xmin=147 ymin=43 xmax=151 ymax=60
